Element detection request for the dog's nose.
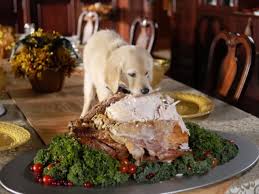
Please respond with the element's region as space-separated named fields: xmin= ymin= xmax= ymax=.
xmin=141 ymin=87 xmax=149 ymax=94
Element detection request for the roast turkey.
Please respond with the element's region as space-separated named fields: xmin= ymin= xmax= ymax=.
xmin=69 ymin=93 xmax=190 ymax=164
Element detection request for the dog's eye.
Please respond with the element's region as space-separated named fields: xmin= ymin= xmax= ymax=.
xmin=145 ymin=72 xmax=148 ymax=76
xmin=128 ymin=72 xmax=136 ymax=77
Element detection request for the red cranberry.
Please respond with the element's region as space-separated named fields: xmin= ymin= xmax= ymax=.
xmin=42 ymin=175 xmax=53 ymax=185
xmin=51 ymin=181 xmax=57 ymax=186
xmin=67 ymin=181 xmax=73 ymax=187
xmin=63 ymin=181 xmax=68 ymax=186
xmin=229 ymin=140 xmax=235 ymax=144
xmin=128 ymin=164 xmax=137 ymax=174
xmin=204 ymin=150 xmax=212 ymax=157
xmin=32 ymin=163 xmax=43 ymax=174
xmin=33 ymin=172 xmax=42 ymax=177
xmin=58 ymin=180 xmax=65 ymax=186
xmin=84 ymin=181 xmax=93 ymax=188
xmin=35 ymin=177 xmax=43 ymax=183
xmin=146 ymin=173 xmax=155 ymax=180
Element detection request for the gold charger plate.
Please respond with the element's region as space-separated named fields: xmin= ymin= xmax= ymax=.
xmin=0 ymin=122 xmax=30 ymax=151
xmin=165 ymin=92 xmax=214 ymax=119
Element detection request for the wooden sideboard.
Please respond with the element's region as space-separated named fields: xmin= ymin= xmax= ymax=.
xmin=171 ymin=0 xmax=259 ymax=86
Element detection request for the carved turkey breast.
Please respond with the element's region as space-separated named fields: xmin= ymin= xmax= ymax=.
xmin=69 ymin=93 xmax=190 ymax=165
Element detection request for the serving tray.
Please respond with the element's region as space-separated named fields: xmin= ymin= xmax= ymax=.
xmin=0 ymin=132 xmax=258 ymax=194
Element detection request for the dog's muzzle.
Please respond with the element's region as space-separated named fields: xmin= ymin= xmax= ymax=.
xmin=106 ymin=85 xmax=131 ymax=94
xmin=117 ymin=86 xmax=131 ymax=94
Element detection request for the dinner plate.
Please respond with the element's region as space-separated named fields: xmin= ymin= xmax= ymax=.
xmin=165 ymin=92 xmax=214 ymax=119
xmin=0 ymin=122 xmax=31 ymax=151
xmin=0 ymin=132 xmax=258 ymax=194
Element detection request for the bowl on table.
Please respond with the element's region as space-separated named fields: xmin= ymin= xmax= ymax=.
xmin=152 ymin=58 xmax=170 ymax=87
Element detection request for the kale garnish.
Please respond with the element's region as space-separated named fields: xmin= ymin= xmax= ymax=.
xmin=33 ymin=123 xmax=238 ymax=185
xmin=34 ymin=135 xmax=129 ymax=186
xmin=133 ymin=122 xmax=238 ymax=183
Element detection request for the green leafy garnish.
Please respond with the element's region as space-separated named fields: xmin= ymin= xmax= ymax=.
xmin=133 ymin=122 xmax=238 ymax=183
xmin=186 ymin=122 xmax=238 ymax=164
xmin=34 ymin=135 xmax=129 ymax=186
xmin=33 ymin=123 xmax=238 ymax=186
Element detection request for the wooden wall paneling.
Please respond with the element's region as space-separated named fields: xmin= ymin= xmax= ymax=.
xmin=194 ymin=3 xmax=259 ymax=95
xmin=235 ymin=16 xmax=250 ymax=34
xmin=78 ymin=1 xmax=117 ymax=33
xmin=0 ymin=0 xmax=26 ymax=33
xmin=15 ymin=0 xmax=25 ymax=33
xmin=74 ymin=0 xmax=83 ymax=35
xmin=143 ymin=0 xmax=172 ymax=50
xmin=116 ymin=0 xmax=131 ymax=41
xmin=68 ymin=0 xmax=76 ymax=35
xmin=242 ymin=16 xmax=259 ymax=52
xmin=175 ymin=0 xmax=198 ymax=48
xmin=225 ymin=15 xmax=236 ymax=32
xmin=197 ymin=4 xmax=259 ymax=51
xmin=31 ymin=0 xmax=76 ymax=35
xmin=232 ymin=15 xmax=259 ymax=50
xmin=239 ymin=0 xmax=259 ymax=9
xmin=170 ymin=0 xmax=199 ymax=86
xmin=22 ymin=0 xmax=31 ymax=24
xmin=130 ymin=0 xmax=144 ymax=17
xmin=109 ymin=0 xmax=173 ymax=50
xmin=253 ymin=19 xmax=259 ymax=51
xmin=98 ymin=19 xmax=115 ymax=31
xmin=0 ymin=0 xmax=16 ymax=26
xmin=143 ymin=0 xmax=153 ymax=18
xmin=0 ymin=0 xmax=19 ymax=31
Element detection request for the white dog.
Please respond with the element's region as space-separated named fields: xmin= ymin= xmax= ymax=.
xmin=81 ymin=30 xmax=153 ymax=117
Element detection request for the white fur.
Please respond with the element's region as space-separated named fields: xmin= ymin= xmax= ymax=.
xmin=81 ymin=30 xmax=153 ymax=118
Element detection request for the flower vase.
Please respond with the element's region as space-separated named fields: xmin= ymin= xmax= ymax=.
xmin=28 ymin=70 xmax=65 ymax=93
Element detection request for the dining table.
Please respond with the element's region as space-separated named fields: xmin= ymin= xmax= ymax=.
xmin=0 ymin=58 xmax=258 ymax=194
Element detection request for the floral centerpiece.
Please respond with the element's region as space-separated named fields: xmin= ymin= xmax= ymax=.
xmin=0 ymin=25 xmax=15 ymax=59
xmin=82 ymin=2 xmax=113 ymax=18
xmin=10 ymin=28 xmax=79 ymax=93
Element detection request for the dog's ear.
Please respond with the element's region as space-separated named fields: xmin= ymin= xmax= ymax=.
xmin=104 ymin=54 xmax=122 ymax=93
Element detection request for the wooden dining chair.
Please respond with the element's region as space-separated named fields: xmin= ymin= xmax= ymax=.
xmin=205 ymin=31 xmax=255 ymax=103
xmin=130 ymin=18 xmax=156 ymax=53
xmin=77 ymin=11 xmax=99 ymax=45
xmin=194 ymin=16 xmax=224 ymax=90
xmin=244 ymin=17 xmax=253 ymax=37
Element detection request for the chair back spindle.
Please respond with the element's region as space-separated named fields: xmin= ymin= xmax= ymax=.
xmin=77 ymin=11 xmax=99 ymax=45
xmin=206 ymin=31 xmax=255 ymax=102
xmin=130 ymin=18 xmax=156 ymax=53
xmin=244 ymin=17 xmax=253 ymax=37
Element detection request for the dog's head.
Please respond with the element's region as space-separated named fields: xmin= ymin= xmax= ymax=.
xmin=105 ymin=46 xmax=153 ymax=95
